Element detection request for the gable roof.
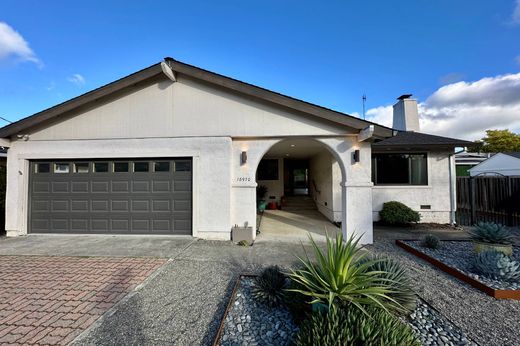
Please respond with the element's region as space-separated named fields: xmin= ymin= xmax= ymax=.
xmin=0 ymin=58 xmax=393 ymax=139
xmin=504 ymin=152 xmax=520 ymax=159
xmin=372 ymin=131 xmax=475 ymax=149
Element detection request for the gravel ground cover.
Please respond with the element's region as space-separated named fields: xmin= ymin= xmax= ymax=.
xmin=369 ymin=235 xmax=520 ymax=346
xmin=404 ymin=240 xmax=520 ymax=290
xmin=218 ymin=277 xmax=475 ymax=346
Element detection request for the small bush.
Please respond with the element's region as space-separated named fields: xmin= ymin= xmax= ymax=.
xmin=421 ymin=234 xmax=441 ymax=249
xmin=379 ymin=201 xmax=420 ymax=225
xmin=293 ymin=305 xmax=419 ymax=346
xmin=472 ymin=250 xmax=520 ymax=282
xmin=251 ymin=266 xmax=288 ymax=307
xmin=237 ymin=240 xmax=249 ymax=246
xmin=469 ymin=222 xmax=513 ymax=245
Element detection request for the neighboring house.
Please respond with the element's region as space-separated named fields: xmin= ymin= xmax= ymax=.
xmin=455 ymin=150 xmax=491 ymax=176
xmin=0 ymin=58 xmax=472 ymax=244
xmin=469 ymin=152 xmax=520 ymax=177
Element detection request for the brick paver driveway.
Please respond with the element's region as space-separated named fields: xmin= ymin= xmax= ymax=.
xmin=0 ymin=256 xmax=166 ymax=345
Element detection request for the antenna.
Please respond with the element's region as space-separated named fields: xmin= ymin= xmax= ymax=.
xmin=362 ymin=94 xmax=367 ymax=120
xmin=0 ymin=116 xmax=13 ymax=124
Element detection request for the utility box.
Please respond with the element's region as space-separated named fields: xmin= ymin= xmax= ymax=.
xmin=231 ymin=226 xmax=254 ymax=244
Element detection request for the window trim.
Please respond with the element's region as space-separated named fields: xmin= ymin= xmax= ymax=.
xmin=93 ymin=162 xmax=110 ymax=173
xmin=371 ymin=152 xmax=429 ymax=186
xmin=54 ymin=162 xmax=70 ymax=174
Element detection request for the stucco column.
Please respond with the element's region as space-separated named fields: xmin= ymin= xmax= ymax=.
xmin=341 ymin=181 xmax=374 ymax=244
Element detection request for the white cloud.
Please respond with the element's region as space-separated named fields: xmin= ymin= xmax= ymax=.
xmin=365 ymin=73 xmax=520 ymax=141
xmin=0 ymin=22 xmax=41 ymax=66
xmin=67 ymin=74 xmax=86 ymax=87
xmin=513 ymin=0 xmax=520 ymax=23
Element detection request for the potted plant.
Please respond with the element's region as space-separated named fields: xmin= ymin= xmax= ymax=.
xmin=469 ymin=222 xmax=514 ymax=256
xmin=256 ymin=185 xmax=268 ymax=212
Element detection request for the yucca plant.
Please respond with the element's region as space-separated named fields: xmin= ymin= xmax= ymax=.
xmin=469 ymin=222 xmax=513 ymax=245
xmin=287 ymin=233 xmax=411 ymax=314
xmin=359 ymin=255 xmax=417 ymax=314
xmin=294 ymin=305 xmax=420 ymax=346
xmin=251 ymin=266 xmax=289 ymax=307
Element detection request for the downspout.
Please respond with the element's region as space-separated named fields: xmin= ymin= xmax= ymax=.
xmin=448 ymin=148 xmax=465 ymax=225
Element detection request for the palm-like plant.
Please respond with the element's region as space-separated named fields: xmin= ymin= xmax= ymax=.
xmin=287 ymin=233 xmax=411 ymax=314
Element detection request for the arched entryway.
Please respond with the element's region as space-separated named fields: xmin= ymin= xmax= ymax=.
xmin=230 ymin=135 xmax=374 ymax=244
xmin=254 ymin=138 xmax=345 ymax=242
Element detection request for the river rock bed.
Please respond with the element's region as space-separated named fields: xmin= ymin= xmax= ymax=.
xmin=219 ymin=277 xmax=298 ymax=346
xmin=404 ymin=240 xmax=520 ymax=290
xmin=408 ymin=301 xmax=476 ymax=346
xmin=218 ymin=276 xmax=476 ymax=346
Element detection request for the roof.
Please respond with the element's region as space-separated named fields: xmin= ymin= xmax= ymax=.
xmin=504 ymin=152 xmax=520 ymax=159
xmin=372 ymin=131 xmax=476 ymax=148
xmin=0 ymin=58 xmax=394 ymax=139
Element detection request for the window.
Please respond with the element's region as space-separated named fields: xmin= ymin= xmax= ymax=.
xmin=134 ymin=162 xmax=149 ymax=172
xmin=372 ymin=153 xmax=427 ymax=185
xmin=74 ymin=162 xmax=89 ymax=173
xmin=35 ymin=163 xmax=50 ymax=173
xmin=257 ymin=159 xmax=278 ymax=180
xmin=175 ymin=161 xmax=191 ymax=172
xmin=94 ymin=162 xmax=109 ymax=173
xmin=154 ymin=162 xmax=170 ymax=172
xmin=114 ymin=162 xmax=129 ymax=172
xmin=54 ymin=163 xmax=70 ymax=174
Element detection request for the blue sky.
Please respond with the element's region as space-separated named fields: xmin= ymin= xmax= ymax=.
xmin=1 ymin=0 xmax=519 ymax=140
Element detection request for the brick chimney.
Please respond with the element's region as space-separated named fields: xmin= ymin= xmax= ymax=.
xmin=393 ymin=94 xmax=420 ymax=132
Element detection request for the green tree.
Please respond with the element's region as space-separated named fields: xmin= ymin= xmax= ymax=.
xmin=469 ymin=129 xmax=520 ymax=153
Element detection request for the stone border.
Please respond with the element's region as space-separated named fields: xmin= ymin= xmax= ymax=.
xmin=396 ymin=240 xmax=520 ymax=300
xmin=213 ymin=274 xmax=257 ymax=346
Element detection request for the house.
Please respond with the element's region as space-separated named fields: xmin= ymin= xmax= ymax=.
xmin=455 ymin=150 xmax=491 ymax=176
xmin=0 ymin=58 xmax=473 ymax=244
xmin=469 ymin=152 xmax=520 ymax=176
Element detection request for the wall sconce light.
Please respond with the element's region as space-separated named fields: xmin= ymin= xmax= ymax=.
xmin=353 ymin=149 xmax=360 ymax=163
xmin=241 ymin=151 xmax=247 ymax=165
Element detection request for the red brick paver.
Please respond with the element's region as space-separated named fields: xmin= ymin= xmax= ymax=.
xmin=0 ymin=256 xmax=166 ymax=345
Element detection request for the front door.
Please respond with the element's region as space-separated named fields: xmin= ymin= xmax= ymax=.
xmin=284 ymin=159 xmax=309 ymax=196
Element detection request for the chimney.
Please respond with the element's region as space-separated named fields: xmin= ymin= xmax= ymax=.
xmin=393 ymin=94 xmax=420 ymax=132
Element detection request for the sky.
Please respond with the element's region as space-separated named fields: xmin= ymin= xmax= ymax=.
xmin=0 ymin=0 xmax=519 ymax=140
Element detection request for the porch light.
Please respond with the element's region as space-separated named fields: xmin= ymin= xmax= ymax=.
xmin=353 ymin=149 xmax=360 ymax=163
xmin=241 ymin=151 xmax=247 ymax=165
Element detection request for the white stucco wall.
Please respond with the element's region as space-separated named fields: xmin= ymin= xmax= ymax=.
xmin=372 ymin=151 xmax=453 ymax=223
xmin=309 ymin=152 xmax=342 ymax=222
xmin=5 ymin=137 xmax=232 ymax=238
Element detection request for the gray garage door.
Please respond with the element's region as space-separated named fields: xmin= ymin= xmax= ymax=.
xmin=28 ymin=158 xmax=192 ymax=235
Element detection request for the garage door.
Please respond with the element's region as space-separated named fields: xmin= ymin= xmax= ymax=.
xmin=28 ymin=158 xmax=192 ymax=235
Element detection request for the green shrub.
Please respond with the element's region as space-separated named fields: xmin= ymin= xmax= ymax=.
xmin=294 ymin=305 xmax=419 ymax=346
xmin=472 ymin=250 xmax=520 ymax=282
xmin=359 ymin=256 xmax=416 ymax=314
xmin=421 ymin=234 xmax=441 ymax=249
xmin=287 ymin=233 xmax=412 ymax=314
xmin=237 ymin=240 xmax=249 ymax=246
xmin=251 ymin=266 xmax=288 ymax=307
xmin=469 ymin=222 xmax=513 ymax=245
xmin=379 ymin=201 xmax=420 ymax=225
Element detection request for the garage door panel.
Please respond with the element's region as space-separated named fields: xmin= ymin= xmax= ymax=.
xmin=29 ymin=158 xmax=192 ymax=235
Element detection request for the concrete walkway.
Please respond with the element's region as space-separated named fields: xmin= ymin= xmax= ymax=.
xmin=256 ymin=209 xmax=340 ymax=243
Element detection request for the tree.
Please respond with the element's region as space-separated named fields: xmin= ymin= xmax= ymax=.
xmin=468 ymin=129 xmax=520 ymax=153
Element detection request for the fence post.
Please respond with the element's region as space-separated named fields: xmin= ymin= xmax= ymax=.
xmin=470 ymin=177 xmax=476 ymax=225
xmin=507 ymin=176 xmax=512 ymax=226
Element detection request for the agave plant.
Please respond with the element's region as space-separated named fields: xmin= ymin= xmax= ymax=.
xmin=472 ymin=250 xmax=520 ymax=282
xmin=294 ymin=305 xmax=420 ymax=346
xmin=359 ymin=255 xmax=417 ymax=314
xmin=287 ymin=233 xmax=412 ymax=314
xmin=251 ymin=265 xmax=288 ymax=307
xmin=469 ymin=222 xmax=513 ymax=245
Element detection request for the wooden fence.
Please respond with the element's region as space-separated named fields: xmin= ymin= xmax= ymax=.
xmin=456 ymin=176 xmax=520 ymax=226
